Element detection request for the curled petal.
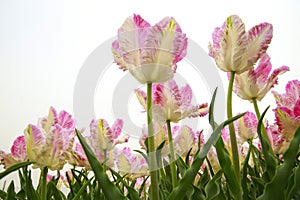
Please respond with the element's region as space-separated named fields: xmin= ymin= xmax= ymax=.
xmin=11 ymin=135 xmax=27 ymax=162
xmin=245 ymin=23 xmax=273 ymax=68
xmin=135 ymin=88 xmax=147 ymax=110
xmin=188 ymin=103 xmax=209 ymax=118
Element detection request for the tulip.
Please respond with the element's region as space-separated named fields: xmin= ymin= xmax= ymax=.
xmin=135 ymin=79 xmax=208 ymax=123
xmin=0 ymin=135 xmax=27 ymax=169
xmin=112 ymin=14 xmax=187 ymax=84
xmin=24 ymin=107 xmax=76 ymax=170
xmin=233 ymin=54 xmax=289 ymax=101
xmin=272 ymin=80 xmax=300 ymax=141
xmin=88 ymin=118 xmax=129 ymax=152
xmin=114 ymin=147 xmax=148 ymax=179
xmin=209 ymin=15 xmax=273 ymax=74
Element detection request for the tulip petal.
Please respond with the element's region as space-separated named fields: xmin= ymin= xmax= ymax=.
xmin=11 ymin=135 xmax=27 ymax=161
xmin=135 ymin=88 xmax=147 ymax=110
xmin=245 ymin=23 xmax=273 ymax=67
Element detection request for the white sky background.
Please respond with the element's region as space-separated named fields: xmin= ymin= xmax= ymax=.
xmin=0 ymin=0 xmax=300 ymax=154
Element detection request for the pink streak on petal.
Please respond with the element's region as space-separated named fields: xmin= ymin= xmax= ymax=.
xmin=11 ymin=135 xmax=27 ymax=161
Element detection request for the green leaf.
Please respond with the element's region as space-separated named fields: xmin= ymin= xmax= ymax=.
xmin=0 ymin=161 xmax=33 ymax=179
xmin=205 ymin=170 xmax=223 ymax=200
xmin=0 ymin=190 xmax=7 ymax=199
xmin=287 ymin=165 xmax=300 ymax=199
xmin=167 ymin=88 xmax=244 ymax=200
xmin=76 ymin=129 xmax=126 ymax=200
xmin=256 ymin=106 xmax=276 ymax=181
xmin=191 ymin=185 xmax=205 ymax=200
xmin=258 ymin=125 xmax=300 ymax=200
xmin=71 ymin=179 xmax=92 ymax=200
xmin=25 ymin=170 xmax=39 ymax=200
xmin=109 ymin=169 xmax=140 ymax=200
xmin=241 ymin=142 xmax=252 ymax=200
xmin=6 ymin=181 xmax=16 ymax=200
xmin=176 ymin=155 xmax=188 ymax=177
xmin=214 ymin=138 xmax=240 ymax=199
xmin=47 ymin=181 xmax=66 ymax=200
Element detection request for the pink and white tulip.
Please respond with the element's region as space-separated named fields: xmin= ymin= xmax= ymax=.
xmin=209 ymin=15 xmax=273 ymax=74
xmin=233 ymin=54 xmax=289 ymax=101
xmin=0 ymin=135 xmax=27 ymax=169
xmin=112 ymin=14 xmax=187 ymax=83
xmin=114 ymin=147 xmax=148 ymax=179
xmin=173 ymin=125 xmax=204 ymax=157
xmin=135 ymin=79 xmax=208 ymax=123
xmin=88 ymin=118 xmax=129 ymax=152
xmin=272 ymin=80 xmax=300 ymax=141
xmin=236 ymin=112 xmax=258 ymax=143
xmin=24 ymin=107 xmax=76 ymax=170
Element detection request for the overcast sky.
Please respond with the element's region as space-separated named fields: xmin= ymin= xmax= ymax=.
xmin=0 ymin=0 xmax=300 ymax=153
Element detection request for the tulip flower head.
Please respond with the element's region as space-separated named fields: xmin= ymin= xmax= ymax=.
xmin=135 ymin=79 xmax=208 ymax=123
xmin=0 ymin=135 xmax=27 ymax=169
xmin=114 ymin=147 xmax=148 ymax=179
xmin=112 ymin=14 xmax=187 ymax=84
xmin=24 ymin=107 xmax=76 ymax=170
xmin=233 ymin=54 xmax=289 ymax=101
xmin=272 ymin=80 xmax=300 ymax=141
xmin=209 ymin=15 xmax=273 ymax=74
xmin=173 ymin=125 xmax=203 ymax=157
xmin=89 ymin=118 xmax=129 ymax=153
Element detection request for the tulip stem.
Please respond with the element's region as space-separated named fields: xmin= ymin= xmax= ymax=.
xmin=166 ymin=120 xmax=177 ymax=188
xmin=252 ymin=98 xmax=274 ymax=155
xmin=147 ymin=82 xmax=160 ymax=200
xmin=40 ymin=167 xmax=48 ymax=200
xmin=227 ymin=71 xmax=240 ymax=183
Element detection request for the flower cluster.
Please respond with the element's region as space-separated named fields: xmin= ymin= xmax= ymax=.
xmin=1 ymin=14 xmax=299 ymax=200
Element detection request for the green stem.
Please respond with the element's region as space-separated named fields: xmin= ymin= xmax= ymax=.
xmin=147 ymin=82 xmax=160 ymax=200
xmin=166 ymin=120 xmax=177 ymax=188
xmin=40 ymin=167 xmax=48 ymax=200
xmin=252 ymin=98 xmax=274 ymax=155
xmin=227 ymin=71 xmax=240 ymax=183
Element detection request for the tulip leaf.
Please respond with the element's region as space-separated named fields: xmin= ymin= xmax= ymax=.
xmin=287 ymin=165 xmax=300 ymax=199
xmin=167 ymin=88 xmax=244 ymax=200
xmin=256 ymin=106 xmax=276 ymax=181
xmin=0 ymin=161 xmax=33 ymax=180
xmin=205 ymin=170 xmax=224 ymax=200
xmin=258 ymin=125 xmax=300 ymax=200
xmin=25 ymin=170 xmax=39 ymax=200
xmin=76 ymin=129 xmax=126 ymax=200
xmin=71 ymin=179 xmax=92 ymax=200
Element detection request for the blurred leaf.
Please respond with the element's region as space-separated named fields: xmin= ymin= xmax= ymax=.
xmin=109 ymin=169 xmax=140 ymax=200
xmin=176 ymin=155 xmax=188 ymax=177
xmin=6 ymin=181 xmax=16 ymax=200
xmin=191 ymin=185 xmax=205 ymax=200
xmin=71 ymin=179 xmax=92 ymax=200
xmin=76 ymin=129 xmax=126 ymax=200
xmin=134 ymin=150 xmax=148 ymax=164
xmin=205 ymin=170 xmax=223 ymax=200
xmin=258 ymin=125 xmax=300 ymax=199
xmin=0 ymin=190 xmax=7 ymax=199
xmin=0 ymin=161 xmax=32 ymax=179
xmin=25 ymin=170 xmax=39 ymax=200
xmin=287 ymin=165 xmax=300 ymax=199
xmin=47 ymin=181 xmax=66 ymax=200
